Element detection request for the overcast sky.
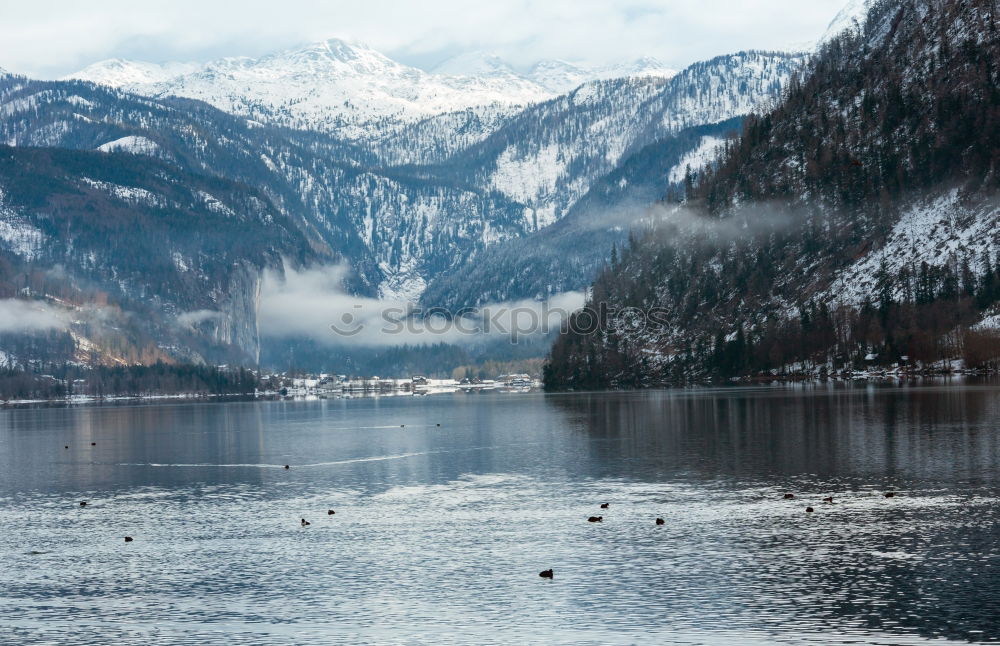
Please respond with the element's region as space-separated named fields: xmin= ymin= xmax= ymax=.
xmin=0 ymin=0 xmax=848 ymax=78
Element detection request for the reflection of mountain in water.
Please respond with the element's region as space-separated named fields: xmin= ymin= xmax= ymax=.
xmin=549 ymin=381 xmax=1000 ymax=483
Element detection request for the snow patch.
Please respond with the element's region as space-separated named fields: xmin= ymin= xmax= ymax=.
xmin=81 ymin=178 xmax=164 ymax=208
xmin=0 ymin=187 xmax=46 ymax=260
xmin=828 ymin=190 xmax=1000 ymax=306
xmin=96 ymin=135 xmax=160 ymax=156
xmin=196 ymin=191 xmax=237 ymax=218
xmin=668 ymin=136 xmax=727 ymax=184
xmin=490 ymin=143 xmax=566 ymax=228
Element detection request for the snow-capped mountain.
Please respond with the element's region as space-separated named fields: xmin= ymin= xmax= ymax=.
xmin=67 ymin=42 xmax=682 ymax=140
xmin=68 ymin=39 xmax=553 ymax=138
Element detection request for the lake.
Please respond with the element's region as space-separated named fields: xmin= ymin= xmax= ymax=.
xmin=1 ymin=381 xmax=999 ymax=645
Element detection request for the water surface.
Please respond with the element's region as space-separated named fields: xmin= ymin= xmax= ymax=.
xmin=2 ymin=382 xmax=999 ymax=644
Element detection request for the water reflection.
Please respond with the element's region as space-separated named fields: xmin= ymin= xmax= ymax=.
xmin=550 ymin=382 xmax=1000 ymax=484
xmin=0 ymin=382 xmax=998 ymax=644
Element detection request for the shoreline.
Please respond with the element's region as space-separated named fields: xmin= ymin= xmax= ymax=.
xmin=545 ymin=368 xmax=1000 ymax=392
xmin=5 ymin=371 xmax=998 ymax=407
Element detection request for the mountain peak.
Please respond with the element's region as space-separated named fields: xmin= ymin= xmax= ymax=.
xmin=67 ymin=58 xmax=199 ymax=87
xmin=432 ymin=51 xmax=517 ymax=77
xmin=526 ymin=59 xmax=591 ymax=94
xmin=598 ymin=57 xmax=677 ymax=80
xmin=817 ymin=0 xmax=874 ymax=46
xmin=290 ymin=37 xmax=377 ymax=61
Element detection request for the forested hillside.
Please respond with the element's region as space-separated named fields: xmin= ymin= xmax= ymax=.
xmin=0 ymin=144 xmax=317 ymax=365
xmin=545 ymin=0 xmax=1000 ymax=389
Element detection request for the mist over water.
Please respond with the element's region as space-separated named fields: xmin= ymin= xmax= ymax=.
xmin=1 ymin=381 xmax=999 ymax=644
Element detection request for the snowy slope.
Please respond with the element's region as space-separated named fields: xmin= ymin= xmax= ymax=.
xmin=827 ymin=191 xmax=1000 ymax=307
xmin=667 ymin=135 xmax=727 ymax=184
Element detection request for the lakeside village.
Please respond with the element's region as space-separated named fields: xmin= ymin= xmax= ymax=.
xmin=0 ymin=360 xmax=540 ymax=405
xmin=266 ymin=373 xmax=540 ymax=398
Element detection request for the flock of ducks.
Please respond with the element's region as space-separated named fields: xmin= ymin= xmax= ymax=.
xmin=66 ymin=440 xmax=901 ymax=578
xmin=785 ymin=490 xmax=896 ymax=515
xmin=541 ymin=503 xmax=668 ymax=579
xmin=538 ymin=490 xmax=900 ymax=579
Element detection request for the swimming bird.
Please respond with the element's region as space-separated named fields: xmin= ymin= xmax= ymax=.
xmin=823 ymin=497 xmax=834 ymax=504
xmin=783 ymin=493 xmax=795 ymax=500
xmin=91 ymin=442 xmax=96 ymax=446
xmin=600 ymin=503 xmax=609 ymax=509
xmin=656 ymin=518 xmax=665 ymax=525
xmin=124 ymin=536 xmax=133 ymax=542
xmin=284 ymin=465 xmax=290 ymax=469
xmin=79 ymin=501 xmax=87 ymax=507
xmin=806 ymin=507 xmax=814 ymax=513
xmin=327 ymin=510 xmax=335 ymax=515
xmin=301 ymin=518 xmax=311 ymax=527
xmin=400 ymin=424 xmax=405 ymax=428
xmin=64 ymin=445 xmax=69 ymax=449
xmin=588 ymin=516 xmax=603 ymax=523
xmin=539 ymin=569 xmax=553 ymax=579
xmin=884 ymin=491 xmax=896 ymax=498
xmin=436 ymin=423 xmax=441 ymax=427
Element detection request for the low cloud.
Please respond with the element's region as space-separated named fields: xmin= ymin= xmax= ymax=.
xmin=177 ymin=309 xmax=224 ymax=328
xmin=259 ymin=263 xmax=585 ymax=347
xmin=644 ymin=200 xmax=802 ymax=243
xmin=0 ymin=299 xmax=67 ymax=332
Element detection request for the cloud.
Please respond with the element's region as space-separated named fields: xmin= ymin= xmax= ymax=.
xmin=0 ymin=299 xmax=67 ymax=332
xmin=0 ymin=0 xmax=848 ymax=78
xmin=259 ymin=263 xmax=585 ymax=347
xmin=177 ymin=309 xmax=224 ymax=328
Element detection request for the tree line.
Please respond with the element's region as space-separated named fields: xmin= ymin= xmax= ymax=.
xmin=0 ymin=362 xmax=260 ymax=402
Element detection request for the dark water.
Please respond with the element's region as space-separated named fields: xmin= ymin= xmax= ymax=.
xmin=1 ymin=382 xmax=999 ymax=645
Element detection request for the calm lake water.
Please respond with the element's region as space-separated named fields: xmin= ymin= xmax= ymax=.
xmin=2 ymin=382 xmax=999 ymax=645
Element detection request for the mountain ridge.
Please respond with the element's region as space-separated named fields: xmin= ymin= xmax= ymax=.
xmin=65 ymin=40 xmax=679 ymax=140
